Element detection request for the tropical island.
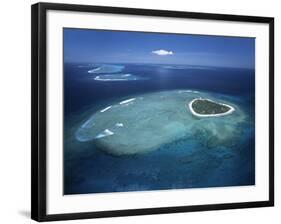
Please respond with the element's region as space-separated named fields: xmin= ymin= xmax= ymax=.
xmin=75 ymin=91 xmax=241 ymax=155
xmin=189 ymin=98 xmax=235 ymax=117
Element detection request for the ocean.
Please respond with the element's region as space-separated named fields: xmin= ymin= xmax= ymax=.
xmin=63 ymin=63 xmax=255 ymax=195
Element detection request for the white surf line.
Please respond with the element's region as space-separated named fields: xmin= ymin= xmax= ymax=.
xmin=100 ymin=106 xmax=112 ymax=113
xmin=121 ymin=74 xmax=131 ymax=77
xmin=95 ymin=129 xmax=114 ymax=139
xmin=88 ymin=67 xmax=101 ymax=73
xmin=115 ymin=123 xmax=124 ymax=127
xmin=94 ymin=76 xmax=128 ymax=81
xmin=119 ymin=98 xmax=136 ymax=105
xmin=178 ymin=90 xmax=200 ymax=94
xmin=179 ymin=90 xmax=192 ymax=93
xmin=81 ymin=118 xmax=95 ymax=128
xmin=189 ymin=98 xmax=235 ymax=117
xmin=95 ymin=79 xmax=127 ymax=81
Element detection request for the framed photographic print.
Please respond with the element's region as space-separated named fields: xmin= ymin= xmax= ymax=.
xmin=31 ymin=2 xmax=274 ymax=222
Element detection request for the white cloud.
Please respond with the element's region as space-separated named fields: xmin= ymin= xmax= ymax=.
xmin=152 ymin=49 xmax=174 ymax=56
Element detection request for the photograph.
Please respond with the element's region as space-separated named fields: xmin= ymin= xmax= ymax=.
xmin=63 ymin=28 xmax=256 ymax=195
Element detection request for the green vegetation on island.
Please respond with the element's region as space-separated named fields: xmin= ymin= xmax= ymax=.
xmin=75 ymin=91 xmax=240 ymax=155
xmin=191 ymin=99 xmax=231 ymax=115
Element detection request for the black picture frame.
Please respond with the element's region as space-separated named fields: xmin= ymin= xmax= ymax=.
xmin=31 ymin=2 xmax=274 ymax=222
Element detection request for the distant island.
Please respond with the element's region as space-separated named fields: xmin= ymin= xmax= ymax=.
xmin=189 ymin=98 xmax=234 ymax=117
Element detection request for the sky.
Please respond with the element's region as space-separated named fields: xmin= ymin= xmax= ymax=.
xmin=64 ymin=28 xmax=255 ymax=69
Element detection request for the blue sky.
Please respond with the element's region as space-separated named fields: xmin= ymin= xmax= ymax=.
xmin=64 ymin=28 xmax=255 ymax=68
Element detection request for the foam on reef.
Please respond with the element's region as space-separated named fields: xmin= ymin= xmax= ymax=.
xmin=75 ymin=90 xmax=246 ymax=156
xmin=93 ymin=74 xmax=148 ymax=81
xmin=87 ymin=64 xmax=149 ymax=81
xmin=88 ymin=64 xmax=124 ymax=74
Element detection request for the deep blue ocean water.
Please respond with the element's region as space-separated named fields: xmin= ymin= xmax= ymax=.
xmin=64 ymin=63 xmax=255 ymax=195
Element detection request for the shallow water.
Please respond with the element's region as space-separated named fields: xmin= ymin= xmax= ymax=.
xmin=75 ymin=90 xmax=245 ymax=155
